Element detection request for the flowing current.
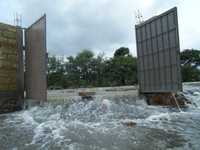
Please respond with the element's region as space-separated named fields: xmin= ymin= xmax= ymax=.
xmin=0 ymin=84 xmax=200 ymax=150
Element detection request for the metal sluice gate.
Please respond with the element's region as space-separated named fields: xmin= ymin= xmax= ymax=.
xmin=0 ymin=15 xmax=47 ymax=113
xmin=135 ymin=7 xmax=182 ymax=94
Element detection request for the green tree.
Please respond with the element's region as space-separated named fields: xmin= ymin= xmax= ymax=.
xmin=47 ymin=48 xmax=138 ymax=88
xmin=64 ymin=50 xmax=96 ymax=87
xmin=47 ymin=56 xmax=65 ymax=88
xmin=181 ymin=49 xmax=200 ymax=67
xmin=75 ymin=50 xmax=94 ymax=87
xmin=180 ymin=49 xmax=200 ymax=82
xmin=105 ymin=47 xmax=137 ymax=86
xmin=181 ymin=65 xmax=200 ymax=82
xmin=114 ymin=47 xmax=130 ymax=57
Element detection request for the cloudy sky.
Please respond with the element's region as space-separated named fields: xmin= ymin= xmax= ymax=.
xmin=0 ymin=0 xmax=199 ymax=57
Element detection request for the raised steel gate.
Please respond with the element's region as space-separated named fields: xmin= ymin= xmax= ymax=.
xmin=135 ymin=7 xmax=182 ymax=93
xmin=25 ymin=15 xmax=47 ymax=101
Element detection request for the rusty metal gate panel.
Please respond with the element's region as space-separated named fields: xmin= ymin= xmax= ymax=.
xmin=0 ymin=23 xmax=23 ymax=113
xmin=25 ymin=15 xmax=47 ymax=101
xmin=135 ymin=7 xmax=182 ymax=93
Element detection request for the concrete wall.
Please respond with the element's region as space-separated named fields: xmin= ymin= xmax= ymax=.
xmin=0 ymin=23 xmax=23 ymax=113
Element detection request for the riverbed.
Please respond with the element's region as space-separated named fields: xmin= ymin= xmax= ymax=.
xmin=0 ymin=83 xmax=200 ymax=150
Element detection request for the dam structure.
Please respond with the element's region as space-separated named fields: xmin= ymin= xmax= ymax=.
xmin=0 ymin=15 xmax=47 ymax=113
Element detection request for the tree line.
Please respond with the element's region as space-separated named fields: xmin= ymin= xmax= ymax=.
xmin=181 ymin=49 xmax=200 ymax=82
xmin=47 ymin=48 xmax=200 ymax=89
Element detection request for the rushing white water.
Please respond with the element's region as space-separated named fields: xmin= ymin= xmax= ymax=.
xmin=0 ymin=84 xmax=200 ymax=150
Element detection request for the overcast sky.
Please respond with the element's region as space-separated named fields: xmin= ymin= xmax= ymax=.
xmin=0 ymin=0 xmax=199 ymax=57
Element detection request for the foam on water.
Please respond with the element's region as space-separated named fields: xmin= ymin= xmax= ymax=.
xmin=0 ymin=84 xmax=200 ymax=149
xmin=22 ymin=111 xmax=39 ymax=126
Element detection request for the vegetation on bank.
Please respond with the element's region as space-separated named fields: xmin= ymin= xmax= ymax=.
xmin=47 ymin=48 xmax=200 ymax=89
xmin=181 ymin=49 xmax=200 ymax=82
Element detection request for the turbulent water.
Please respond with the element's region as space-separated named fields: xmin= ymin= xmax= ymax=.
xmin=0 ymin=84 xmax=200 ymax=150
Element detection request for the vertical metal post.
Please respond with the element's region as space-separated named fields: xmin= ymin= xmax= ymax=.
xmin=16 ymin=27 xmax=24 ymax=101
